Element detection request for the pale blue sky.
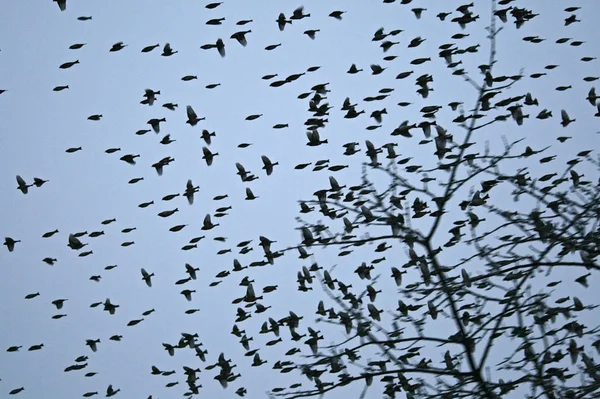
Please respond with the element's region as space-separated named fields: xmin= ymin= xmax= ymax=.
xmin=1 ymin=1 xmax=599 ymax=398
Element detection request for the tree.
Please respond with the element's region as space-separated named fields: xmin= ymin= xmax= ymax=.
xmin=267 ymin=2 xmax=600 ymax=398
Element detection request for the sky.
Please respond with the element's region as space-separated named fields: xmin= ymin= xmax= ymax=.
xmin=1 ymin=1 xmax=599 ymax=398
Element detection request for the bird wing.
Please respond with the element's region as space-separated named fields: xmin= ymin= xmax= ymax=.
xmin=329 ymin=176 xmax=340 ymax=190
xmin=216 ymin=39 xmax=225 ymax=57
xmin=246 ymin=283 xmax=256 ymax=299
xmin=16 ymin=175 xmax=26 ymax=187
xmin=187 ymin=105 xmax=197 ymax=120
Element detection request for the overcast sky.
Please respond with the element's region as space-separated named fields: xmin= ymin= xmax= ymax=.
xmin=1 ymin=1 xmax=599 ymax=398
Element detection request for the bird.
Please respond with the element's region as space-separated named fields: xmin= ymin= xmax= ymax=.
xmin=202 ymin=147 xmax=219 ymax=166
xmin=201 ymin=39 xmax=226 ymax=57
xmin=143 ymin=89 xmax=160 ymax=105
xmin=347 ymin=64 xmax=362 ymax=74
xmin=201 ymin=129 xmax=216 ymax=145
xmin=561 ymin=109 xmax=575 ymax=127
xmin=216 ymin=38 xmax=226 ymax=57
xmin=103 ymin=298 xmax=119 ymax=315
xmin=86 ymin=339 xmax=100 ymax=352
xmin=16 ymin=175 xmax=32 ymax=194
xmin=106 ymin=385 xmax=120 ymax=397
xmin=59 ymin=60 xmax=79 ymax=69
xmin=261 ymin=155 xmax=279 ymax=175
xmin=329 ymin=10 xmax=346 ymax=20
xmin=4 ymin=237 xmax=20 ymax=252
xmin=52 ymin=299 xmax=67 ymax=309
xmin=141 ymin=268 xmax=154 ymax=287
xmin=231 ymin=30 xmax=251 ymax=46
xmin=181 ymin=289 xmax=195 ymax=301
xmin=304 ymin=30 xmax=320 ymax=40
xmin=291 ymin=6 xmax=310 ymax=20
xmin=120 ymin=154 xmax=140 ymax=165
xmin=32 ymin=177 xmax=48 ymax=187
xmin=245 ymin=187 xmax=258 ymax=200
xmin=202 ymin=214 xmax=219 ymax=230
xmin=161 ymin=42 xmax=177 ymax=56
xmin=109 ymin=42 xmax=127 ymax=52
xmin=306 ymin=130 xmax=327 ymax=146
xmin=276 ymin=13 xmax=292 ymax=31
xmin=184 ymin=180 xmax=199 ymax=204
xmin=141 ymin=44 xmax=160 ymax=52
xmin=206 ymin=17 xmax=225 ymax=25
xmin=186 ymin=105 xmax=204 ymax=126
xmin=148 ymin=118 xmax=166 ymax=133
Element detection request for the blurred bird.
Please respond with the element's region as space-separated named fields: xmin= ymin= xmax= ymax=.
xmin=304 ymin=30 xmax=320 ymax=40
xmin=231 ymin=30 xmax=251 ymax=46
xmin=33 ymin=177 xmax=49 ymax=187
xmin=329 ymin=10 xmax=346 ymax=20
xmin=202 ymin=214 xmax=219 ymax=230
xmin=106 ymin=385 xmax=120 ymax=397
xmin=202 ymin=147 xmax=219 ymax=166
xmin=103 ymin=298 xmax=119 ymax=315
xmin=201 ymin=129 xmax=216 ymax=145
xmin=141 ymin=44 xmax=160 ymax=53
xmin=261 ymin=155 xmax=279 ymax=175
xmin=161 ymin=43 xmax=177 ymax=56
xmin=291 ymin=6 xmax=310 ymax=20
xmin=68 ymin=234 xmax=85 ymax=250
xmin=561 ymin=109 xmax=575 ymax=127
xmin=4 ymin=237 xmax=20 ymax=252
xmin=16 ymin=175 xmax=32 ymax=194
xmin=184 ymin=180 xmax=199 ymax=204
xmin=186 ymin=105 xmax=204 ymax=126
xmin=277 ymin=13 xmax=292 ymax=30
xmin=143 ymin=89 xmax=160 ymax=105
xmin=148 ymin=118 xmax=166 ymax=133
xmin=245 ymin=187 xmax=258 ymax=200
xmin=201 ymin=38 xmax=226 ymax=57
xmin=141 ymin=268 xmax=154 ymax=287
xmin=109 ymin=42 xmax=127 ymax=52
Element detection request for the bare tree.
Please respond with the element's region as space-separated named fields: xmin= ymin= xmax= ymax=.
xmin=268 ymin=2 xmax=600 ymax=398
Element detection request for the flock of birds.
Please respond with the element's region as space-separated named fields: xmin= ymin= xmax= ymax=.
xmin=1 ymin=0 xmax=599 ymax=398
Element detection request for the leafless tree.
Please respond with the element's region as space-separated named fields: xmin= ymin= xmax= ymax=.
xmin=269 ymin=2 xmax=600 ymax=398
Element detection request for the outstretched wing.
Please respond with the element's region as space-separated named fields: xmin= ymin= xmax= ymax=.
xmin=187 ymin=105 xmax=197 ymax=120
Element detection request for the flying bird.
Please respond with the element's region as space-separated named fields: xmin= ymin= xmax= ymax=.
xmin=16 ymin=175 xmax=31 ymax=194
xmin=231 ymin=30 xmax=251 ymax=46
xmin=261 ymin=155 xmax=279 ymax=175
xmin=186 ymin=105 xmax=204 ymax=126
xmin=141 ymin=268 xmax=154 ymax=287
xmin=4 ymin=237 xmax=20 ymax=252
xmin=277 ymin=13 xmax=292 ymax=31
xmin=161 ymin=42 xmax=177 ymax=56
xmin=184 ymin=179 xmax=199 ymax=204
